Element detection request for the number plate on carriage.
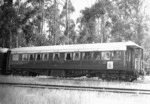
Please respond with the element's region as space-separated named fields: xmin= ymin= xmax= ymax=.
xmin=107 ymin=61 xmax=113 ymax=69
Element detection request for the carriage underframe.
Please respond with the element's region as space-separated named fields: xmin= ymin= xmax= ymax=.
xmin=10 ymin=67 xmax=143 ymax=82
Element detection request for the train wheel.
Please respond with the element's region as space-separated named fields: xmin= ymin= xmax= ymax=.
xmin=101 ymin=74 xmax=106 ymax=80
xmin=126 ymin=76 xmax=134 ymax=82
xmin=22 ymin=71 xmax=29 ymax=76
xmin=12 ymin=70 xmax=17 ymax=76
xmin=18 ymin=71 xmax=23 ymax=76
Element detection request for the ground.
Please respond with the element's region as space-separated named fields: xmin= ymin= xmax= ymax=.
xmin=0 ymin=86 xmax=150 ymax=104
xmin=0 ymin=75 xmax=150 ymax=104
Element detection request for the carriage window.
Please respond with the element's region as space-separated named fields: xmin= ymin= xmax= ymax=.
xmin=93 ymin=52 xmax=101 ymax=60
xmin=36 ymin=53 xmax=42 ymax=61
xmin=82 ymin=52 xmax=92 ymax=60
xmin=12 ymin=54 xmax=19 ymax=61
xmin=65 ymin=53 xmax=72 ymax=60
xmin=73 ymin=52 xmax=80 ymax=60
xmin=42 ymin=53 xmax=49 ymax=61
xmin=22 ymin=54 xmax=28 ymax=61
xmin=101 ymin=52 xmax=110 ymax=60
xmin=29 ymin=54 xmax=34 ymax=61
xmin=112 ymin=51 xmax=121 ymax=60
xmin=53 ymin=53 xmax=60 ymax=61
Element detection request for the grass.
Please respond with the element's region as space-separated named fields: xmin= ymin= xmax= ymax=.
xmin=0 ymin=75 xmax=150 ymax=104
xmin=0 ymin=86 xmax=150 ymax=104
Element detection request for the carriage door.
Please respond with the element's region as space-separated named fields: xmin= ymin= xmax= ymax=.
xmin=134 ymin=48 xmax=142 ymax=71
xmin=126 ymin=48 xmax=134 ymax=70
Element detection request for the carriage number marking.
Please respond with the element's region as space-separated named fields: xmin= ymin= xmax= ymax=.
xmin=107 ymin=61 xmax=113 ymax=69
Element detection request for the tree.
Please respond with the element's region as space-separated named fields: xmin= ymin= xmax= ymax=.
xmin=14 ymin=0 xmax=51 ymax=46
xmin=0 ymin=0 xmax=18 ymax=48
xmin=45 ymin=0 xmax=62 ymax=45
xmin=14 ymin=0 xmax=41 ymax=46
xmin=59 ymin=0 xmax=76 ymax=44
xmin=110 ymin=0 xmax=148 ymax=45
xmin=77 ymin=0 xmax=148 ymax=45
xmin=77 ymin=7 xmax=96 ymax=43
xmin=77 ymin=0 xmax=113 ymax=43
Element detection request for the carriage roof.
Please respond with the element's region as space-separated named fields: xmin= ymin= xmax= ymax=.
xmin=10 ymin=41 xmax=142 ymax=54
xmin=0 ymin=48 xmax=8 ymax=53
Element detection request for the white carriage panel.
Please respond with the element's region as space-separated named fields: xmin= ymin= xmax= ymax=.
xmin=107 ymin=61 xmax=114 ymax=69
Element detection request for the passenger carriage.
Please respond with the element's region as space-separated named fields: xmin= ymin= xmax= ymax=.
xmin=7 ymin=41 xmax=144 ymax=81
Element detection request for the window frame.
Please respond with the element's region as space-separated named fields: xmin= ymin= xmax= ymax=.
xmin=35 ymin=53 xmax=42 ymax=61
xmin=93 ymin=52 xmax=101 ymax=60
xmin=65 ymin=52 xmax=72 ymax=61
xmin=22 ymin=54 xmax=28 ymax=61
xmin=73 ymin=52 xmax=81 ymax=60
xmin=42 ymin=53 xmax=49 ymax=61
xmin=82 ymin=52 xmax=92 ymax=60
xmin=101 ymin=51 xmax=111 ymax=60
xmin=112 ymin=51 xmax=122 ymax=60
xmin=28 ymin=53 xmax=35 ymax=61
xmin=12 ymin=54 xmax=20 ymax=61
xmin=53 ymin=53 xmax=60 ymax=61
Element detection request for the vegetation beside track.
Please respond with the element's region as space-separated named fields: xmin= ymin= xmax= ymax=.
xmin=0 ymin=85 xmax=150 ymax=104
xmin=1 ymin=75 xmax=150 ymax=104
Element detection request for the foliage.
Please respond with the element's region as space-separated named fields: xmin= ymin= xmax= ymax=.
xmin=0 ymin=0 xmax=18 ymax=48
xmin=110 ymin=0 xmax=148 ymax=45
xmin=77 ymin=0 xmax=113 ymax=43
xmin=77 ymin=0 xmax=149 ymax=45
xmin=59 ymin=0 xmax=76 ymax=44
xmin=0 ymin=0 xmax=149 ymax=49
xmin=0 ymin=0 xmax=54 ymax=47
xmin=142 ymin=35 xmax=150 ymax=72
xmin=45 ymin=0 xmax=62 ymax=45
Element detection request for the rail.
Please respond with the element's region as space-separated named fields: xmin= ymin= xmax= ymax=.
xmin=0 ymin=82 xmax=150 ymax=95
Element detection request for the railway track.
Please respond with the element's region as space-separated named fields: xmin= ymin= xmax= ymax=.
xmin=0 ymin=82 xmax=150 ymax=95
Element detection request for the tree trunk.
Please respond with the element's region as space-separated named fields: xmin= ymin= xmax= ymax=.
xmin=101 ymin=15 xmax=105 ymax=43
xmin=54 ymin=0 xmax=57 ymax=45
xmin=9 ymin=28 xmax=12 ymax=48
xmin=16 ymin=33 xmax=18 ymax=47
xmin=40 ymin=0 xmax=44 ymax=36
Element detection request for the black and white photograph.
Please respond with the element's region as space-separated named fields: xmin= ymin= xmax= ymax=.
xmin=0 ymin=0 xmax=150 ymax=104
